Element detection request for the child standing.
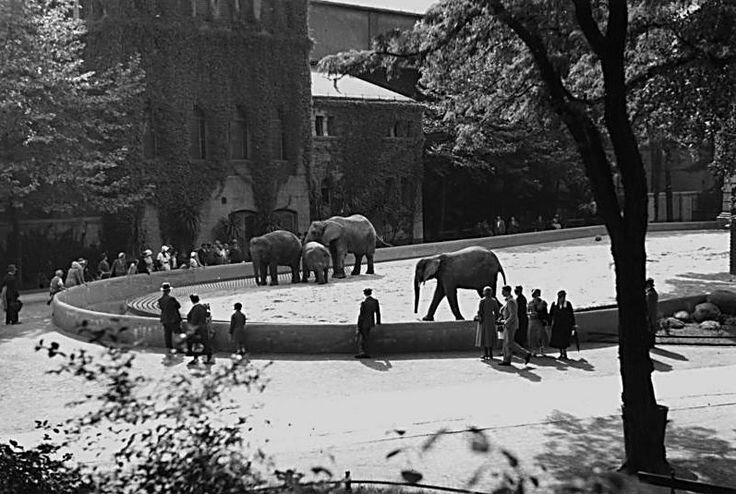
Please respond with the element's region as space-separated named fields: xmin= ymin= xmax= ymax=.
xmin=47 ymin=269 xmax=65 ymax=305
xmin=230 ymin=302 xmax=247 ymax=355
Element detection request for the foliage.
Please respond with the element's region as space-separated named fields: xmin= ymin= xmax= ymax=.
xmin=82 ymin=1 xmax=313 ymax=250
xmin=0 ymin=0 xmax=148 ymax=216
xmin=33 ymin=332 xmax=272 ymax=494
xmin=0 ymin=438 xmax=91 ymax=494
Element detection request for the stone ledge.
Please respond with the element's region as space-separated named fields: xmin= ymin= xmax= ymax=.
xmin=52 ymin=222 xmax=719 ymax=354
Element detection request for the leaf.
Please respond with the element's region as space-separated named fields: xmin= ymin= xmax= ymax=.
xmin=401 ymin=469 xmax=423 ymax=484
xmin=469 ymin=428 xmax=490 ymax=453
xmin=393 ymin=429 xmax=406 ymax=436
xmin=310 ymin=466 xmax=333 ymax=478
xmin=385 ymin=448 xmax=403 ymax=459
xmin=466 ymin=465 xmax=485 ymax=488
xmin=501 ymin=449 xmax=519 ymax=468
xmin=421 ymin=427 xmax=447 ymax=451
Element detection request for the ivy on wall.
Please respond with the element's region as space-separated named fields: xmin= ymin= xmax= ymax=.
xmin=81 ymin=0 xmax=312 ymax=250
xmin=311 ymin=99 xmax=424 ymax=242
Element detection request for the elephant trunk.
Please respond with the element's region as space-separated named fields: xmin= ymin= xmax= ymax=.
xmin=414 ymin=275 xmax=421 ymax=313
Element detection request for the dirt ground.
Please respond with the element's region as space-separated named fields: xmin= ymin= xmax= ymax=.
xmin=163 ymin=230 xmax=729 ymax=323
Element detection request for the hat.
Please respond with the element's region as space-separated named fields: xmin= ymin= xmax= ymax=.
xmin=118 ymin=252 xmax=125 ymax=258
xmin=645 ymin=277 xmax=655 ymax=286
xmin=143 ymin=249 xmax=153 ymax=256
xmin=190 ymin=293 xmax=200 ymax=303
xmin=7 ymin=264 xmax=16 ymax=273
xmin=482 ymin=286 xmax=492 ymax=294
xmin=514 ymin=285 xmax=523 ymax=292
xmin=532 ymin=288 xmax=541 ymax=297
xmin=558 ymin=289 xmax=567 ymax=296
xmin=161 ymin=245 xmax=169 ymax=252
xmin=161 ymin=282 xmax=172 ymax=291
xmin=190 ymin=251 xmax=198 ymax=257
xmin=363 ymin=288 xmax=372 ymax=295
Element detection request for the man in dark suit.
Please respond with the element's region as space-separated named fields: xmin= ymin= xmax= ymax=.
xmin=186 ymin=294 xmax=213 ymax=365
xmin=157 ymin=282 xmax=182 ymax=353
xmin=355 ymin=288 xmax=381 ymax=358
xmin=514 ymin=285 xmax=529 ymax=347
xmin=2 ymin=264 xmax=21 ymax=325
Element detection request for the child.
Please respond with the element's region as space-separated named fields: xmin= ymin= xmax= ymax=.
xmin=229 ymin=302 xmax=247 ymax=355
xmin=47 ymin=269 xmax=65 ymax=305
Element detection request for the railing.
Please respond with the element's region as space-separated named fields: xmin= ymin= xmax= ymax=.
xmin=252 ymin=470 xmax=736 ymax=494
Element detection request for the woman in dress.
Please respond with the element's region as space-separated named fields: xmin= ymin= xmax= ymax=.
xmin=549 ymin=289 xmax=576 ymax=359
xmin=475 ymin=286 xmax=500 ymax=360
xmin=527 ymin=288 xmax=549 ymax=357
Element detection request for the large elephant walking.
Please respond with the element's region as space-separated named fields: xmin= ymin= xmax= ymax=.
xmin=249 ymin=230 xmax=301 ymax=286
xmin=304 ymin=214 xmax=377 ymax=278
xmin=414 ymin=246 xmax=506 ymax=321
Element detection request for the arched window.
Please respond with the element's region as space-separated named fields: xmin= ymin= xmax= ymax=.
xmin=230 ymin=107 xmax=249 ymax=159
xmin=272 ymin=209 xmax=298 ymax=233
xmin=320 ymin=177 xmax=332 ymax=206
xmin=270 ymin=109 xmax=286 ymax=160
xmin=189 ymin=106 xmax=207 ymax=160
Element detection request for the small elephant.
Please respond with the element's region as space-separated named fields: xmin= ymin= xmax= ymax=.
xmin=304 ymin=214 xmax=377 ymax=278
xmin=414 ymin=246 xmax=507 ymax=321
xmin=249 ymin=230 xmax=301 ymax=286
xmin=301 ymin=241 xmax=331 ymax=284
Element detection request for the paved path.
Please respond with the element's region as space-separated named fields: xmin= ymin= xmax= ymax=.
xmin=1 ymin=299 xmax=735 ymax=491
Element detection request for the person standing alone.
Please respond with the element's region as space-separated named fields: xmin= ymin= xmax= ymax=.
xmin=498 ymin=285 xmax=532 ymax=366
xmin=1 ymin=264 xmax=21 ymax=325
xmin=645 ymin=278 xmax=659 ymax=349
xmin=157 ymin=282 xmax=182 ymax=354
xmin=514 ymin=285 xmax=528 ymax=348
xmin=355 ymin=288 xmax=381 ymax=359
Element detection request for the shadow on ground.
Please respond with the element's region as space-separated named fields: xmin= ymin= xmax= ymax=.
xmin=534 ymin=411 xmax=736 ymax=487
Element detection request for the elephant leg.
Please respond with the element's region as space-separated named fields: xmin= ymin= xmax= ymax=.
xmin=332 ymin=247 xmax=346 ymax=278
xmin=257 ymin=263 xmax=267 ymax=285
xmin=351 ymin=254 xmax=363 ymax=276
xmin=269 ymin=263 xmax=278 ymax=286
xmin=291 ymin=261 xmax=300 ymax=283
xmin=446 ymin=287 xmax=464 ymax=320
xmin=423 ymin=283 xmax=446 ymax=321
xmin=317 ymin=269 xmax=327 ymax=284
xmin=366 ymin=253 xmax=375 ymax=275
xmin=323 ymin=268 xmax=329 ymax=284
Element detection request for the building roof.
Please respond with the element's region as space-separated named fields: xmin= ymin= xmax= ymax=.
xmin=311 ymin=70 xmax=414 ymax=101
xmin=311 ymin=0 xmax=435 ymax=15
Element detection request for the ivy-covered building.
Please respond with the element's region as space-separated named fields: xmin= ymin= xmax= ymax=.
xmin=87 ymin=0 xmax=425 ymax=251
xmin=310 ymin=70 xmax=424 ymax=243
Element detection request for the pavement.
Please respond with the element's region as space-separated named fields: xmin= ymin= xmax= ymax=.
xmin=1 ymin=298 xmax=735 ymax=492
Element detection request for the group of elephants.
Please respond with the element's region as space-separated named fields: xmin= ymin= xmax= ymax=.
xmin=248 ymin=214 xmax=508 ymax=322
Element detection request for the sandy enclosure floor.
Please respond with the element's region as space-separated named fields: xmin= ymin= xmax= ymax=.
xmin=164 ymin=230 xmax=728 ymax=323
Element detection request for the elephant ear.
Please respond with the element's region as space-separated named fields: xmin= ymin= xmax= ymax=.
xmin=422 ymin=257 xmax=442 ymax=282
xmin=322 ymin=221 xmax=343 ymax=244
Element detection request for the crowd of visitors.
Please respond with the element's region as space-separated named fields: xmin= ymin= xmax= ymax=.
xmin=476 ymin=213 xmax=564 ymax=237
xmin=474 ymin=284 xmax=578 ymax=363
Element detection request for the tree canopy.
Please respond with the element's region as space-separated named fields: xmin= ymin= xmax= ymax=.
xmin=0 ymin=0 xmax=148 ymax=217
xmin=319 ymin=0 xmax=736 ymax=474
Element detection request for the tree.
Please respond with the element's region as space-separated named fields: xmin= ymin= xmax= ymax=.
xmin=318 ymin=0 xmax=720 ymax=474
xmin=0 ymin=0 xmax=147 ymax=278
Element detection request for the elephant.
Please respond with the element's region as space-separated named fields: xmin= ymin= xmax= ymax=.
xmin=301 ymin=241 xmax=331 ymax=284
xmin=303 ymin=214 xmax=377 ymax=278
xmin=249 ymin=230 xmax=301 ymax=286
xmin=414 ymin=246 xmax=507 ymax=321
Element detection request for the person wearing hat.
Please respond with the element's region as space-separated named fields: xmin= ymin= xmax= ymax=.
xmin=645 ymin=277 xmax=659 ymax=349
xmin=157 ymin=282 xmax=182 ymax=353
xmin=355 ymin=288 xmax=381 ymax=358
xmin=527 ymin=288 xmax=549 ymax=357
xmin=189 ymin=251 xmax=202 ymax=269
xmin=1 ymin=264 xmax=21 ymax=324
xmin=549 ymin=289 xmax=576 ymax=360
xmin=138 ymin=249 xmax=154 ymax=275
xmin=474 ymin=286 xmax=500 ymax=360
xmin=186 ymin=294 xmax=213 ymax=365
xmin=514 ymin=285 xmax=529 ymax=348
xmin=157 ymin=245 xmax=172 ymax=272
xmin=111 ymin=252 xmax=127 ymax=277
xmin=498 ymin=285 xmax=532 ymax=366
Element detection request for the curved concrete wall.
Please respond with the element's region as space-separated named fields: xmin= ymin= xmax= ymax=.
xmin=52 ymin=221 xmax=718 ymax=354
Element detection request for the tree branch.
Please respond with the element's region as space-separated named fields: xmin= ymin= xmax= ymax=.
xmin=572 ymin=0 xmax=607 ymax=56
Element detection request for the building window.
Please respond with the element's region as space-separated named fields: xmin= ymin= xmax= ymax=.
xmin=401 ymin=177 xmax=412 ymax=208
xmin=189 ymin=106 xmax=207 ymax=160
xmin=142 ymin=112 xmax=156 ymax=159
xmin=315 ymin=115 xmax=325 ymax=136
xmin=272 ymin=208 xmax=297 ymax=233
xmin=230 ymin=107 xmax=249 ymax=159
xmin=321 ymin=178 xmax=331 ymax=205
xmin=271 ymin=110 xmax=285 ymax=160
